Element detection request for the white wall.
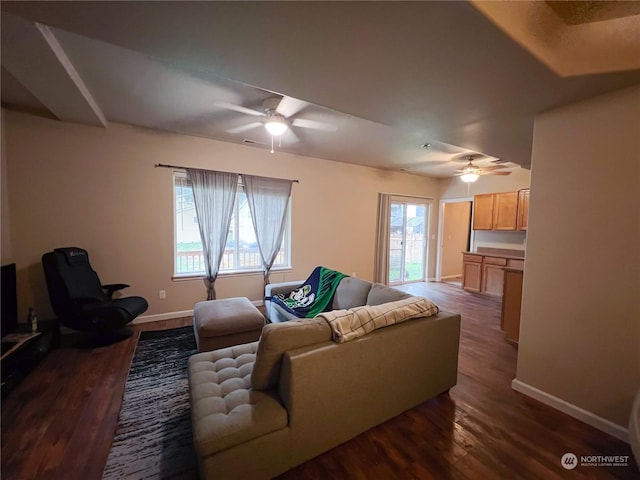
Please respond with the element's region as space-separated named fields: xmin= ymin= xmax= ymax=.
xmin=515 ymin=85 xmax=640 ymax=433
xmin=3 ymin=110 xmax=440 ymax=320
xmin=474 ymin=230 xmax=526 ymax=251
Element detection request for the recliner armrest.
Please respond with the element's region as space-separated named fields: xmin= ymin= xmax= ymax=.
xmin=102 ymin=283 xmax=129 ymax=298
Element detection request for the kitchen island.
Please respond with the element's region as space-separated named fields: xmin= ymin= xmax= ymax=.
xmin=461 ymin=247 xmax=524 ymax=295
xmin=461 ymin=247 xmax=525 ymax=344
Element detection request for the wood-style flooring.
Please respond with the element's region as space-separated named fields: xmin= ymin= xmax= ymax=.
xmin=1 ymin=283 xmax=638 ymax=479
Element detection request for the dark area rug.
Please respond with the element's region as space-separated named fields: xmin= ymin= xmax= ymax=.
xmin=102 ymin=326 xmax=198 ymax=480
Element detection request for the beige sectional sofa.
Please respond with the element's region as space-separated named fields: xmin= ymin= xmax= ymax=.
xmin=188 ymin=278 xmax=461 ymax=479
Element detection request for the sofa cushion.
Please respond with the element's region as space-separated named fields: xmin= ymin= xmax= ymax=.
xmin=332 ymin=277 xmax=372 ymax=310
xmin=188 ymin=342 xmax=288 ymax=457
xmin=251 ymin=317 xmax=332 ymax=390
xmin=366 ymin=283 xmax=413 ymax=306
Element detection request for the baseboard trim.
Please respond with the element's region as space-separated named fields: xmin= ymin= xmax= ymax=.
xmin=511 ymin=379 xmax=629 ymax=443
xmin=133 ymin=299 xmax=264 ymax=325
xmin=133 ymin=309 xmax=194 ymax=325
xmin=441 ymin=274 xmax=462 ymax=280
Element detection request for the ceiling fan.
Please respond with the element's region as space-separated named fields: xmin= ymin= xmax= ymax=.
xmin=455 ymin=155 xmax=511 ymax=183
xmin=215 ymin=96 xmax=337 ymax=153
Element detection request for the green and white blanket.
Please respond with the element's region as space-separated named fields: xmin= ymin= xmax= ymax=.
xmin=268 ymin=266 xmax=348 ymax=318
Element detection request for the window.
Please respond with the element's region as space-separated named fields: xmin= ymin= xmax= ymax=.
xmin=174 ymin=173 xmax=291 ymax=276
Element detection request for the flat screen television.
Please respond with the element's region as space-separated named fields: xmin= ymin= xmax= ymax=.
xmin=1 ymin=263 xmax=18 ymax=337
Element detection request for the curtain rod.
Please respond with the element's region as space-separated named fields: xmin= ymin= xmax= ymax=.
xmin=154 ymin=163 xmax=299 ymax=183
xmin=381 ymin=192 xmax=434 ymax=200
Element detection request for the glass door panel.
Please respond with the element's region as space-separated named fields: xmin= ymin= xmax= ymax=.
xmin=389 ymin=201 xmax=428 ymax=284
xmin=404 ymin=204 xmax=425 ymax=282
xmin=388 ymin=203 xmax=405 ymax=283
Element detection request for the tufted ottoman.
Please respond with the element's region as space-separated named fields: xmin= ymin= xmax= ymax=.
xmin=193 ymin=297 xmax=265 ymax=352
xmin=188 ymin=342 xmax=288 ymax=479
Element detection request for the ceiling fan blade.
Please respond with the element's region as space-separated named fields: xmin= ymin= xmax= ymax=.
xmin=452 ymin=152 xmax=489 ymax=162
xmin=242 ymin=138 xmax=269 ymax=147
xmin=226 ymin=122 xmax=263 ymax=134
xmin=481 ymin=171 xmax=512 ymax=176
xmin=284 ymin=128 xmax=300 ymax=144
xmin=291 ymin=118 xmax=338 ymax=132
xmin=480 ymin=165 xmax=508 ymax=171
xmin=213 ymin=102 xmax=265 ymax=117
xmin=276 ymin=96 xmax=308 ymax=118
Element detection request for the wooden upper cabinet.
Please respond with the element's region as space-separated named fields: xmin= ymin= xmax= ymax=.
xmin=473 ymin=192 xmax=518 ymax=231
xmin=517 ymin=188 xmax=530 ymax=231
xmin=493 ymin=192 xmax=518 ymax=231
xmin=472 ymin=194 xmax=495 ymax=230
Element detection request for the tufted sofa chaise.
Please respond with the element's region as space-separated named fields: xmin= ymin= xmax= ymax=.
xmin=188 ymin=278 xmax=461 ymax=479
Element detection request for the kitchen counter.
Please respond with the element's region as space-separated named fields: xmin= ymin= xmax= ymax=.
xmin=461 ymin=249 xmax=525 ymax=295
xmin=463 ymin=247 xmax=525 ymax=261
xmin=463 ymin=251 xmax=525 ymax=261
xmin=460 ymin=248 xmax=526 ymax=344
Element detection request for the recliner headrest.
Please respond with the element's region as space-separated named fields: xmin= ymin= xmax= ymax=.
xmin=54 ymin=247 xmax=90 ymax=266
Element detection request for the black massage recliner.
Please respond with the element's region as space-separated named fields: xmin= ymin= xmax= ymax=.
xmin=42 ymin=247 xmax=148 ymax=333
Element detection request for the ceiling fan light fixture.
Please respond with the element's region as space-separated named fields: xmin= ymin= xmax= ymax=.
xmin=264 ymin=116 xmax=288 ymax=136
xmin=460 ymin=172 xmax=480 ymax=183
xmin=460 ymin=159 xmax=481 ymax=182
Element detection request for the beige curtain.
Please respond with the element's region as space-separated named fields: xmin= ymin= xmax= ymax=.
xmin=186 ymin=168 xmax=239 ymax=300
xmin=373 ymin=193 xmax=391 ymax=284
xmin=241 ymin=174 xmax=293 ymax=286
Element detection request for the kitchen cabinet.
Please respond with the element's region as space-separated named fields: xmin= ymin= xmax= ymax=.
xmin=481 ymin=256 xmax=507 ymax=296
xmin=501 ymin=268 xmax=524 ymax=343
xmin=506 ymin=258 xmax=524 ymax=270
xmin=494 ymin=192 xmax=518 ymax=230
xmin=462 ymin=252 xmax=524 ymax=297
xmin=461 ymin=249 xmax=526 ymax=344
xmin=462 ymin=254 xmax=483 ymax=292
xmin=472 ymin=194 xmax=494 ymax=230
xmin=517 ymin=188 xmax=530 ymax=231
xmin=472 ymin=192 xmax=518 ymax=231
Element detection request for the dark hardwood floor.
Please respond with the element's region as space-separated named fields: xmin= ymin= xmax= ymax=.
xmin=1 ymin=283 xmax=637 ymax=479
xmin=1 ymin=317 xmax=193 ymax=480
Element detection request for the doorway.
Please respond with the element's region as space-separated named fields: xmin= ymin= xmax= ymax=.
xmin=437 ymin=199 xmax=472 ymax=284
xmin=388 ymin=201 xmax=429 ymax=285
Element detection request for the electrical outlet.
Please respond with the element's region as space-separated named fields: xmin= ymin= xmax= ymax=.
xmin=159 ymin=290 xmax=166 ymax=299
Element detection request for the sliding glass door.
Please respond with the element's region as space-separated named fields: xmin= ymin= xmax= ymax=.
xmin=389 ymin=201 xmax=428 ymax=284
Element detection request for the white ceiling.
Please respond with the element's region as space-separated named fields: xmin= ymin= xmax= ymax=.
xmin=2 ymin=1 xmax=639 ymax=178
